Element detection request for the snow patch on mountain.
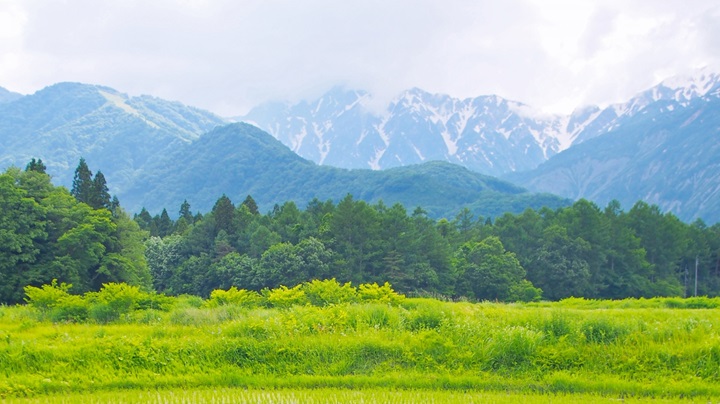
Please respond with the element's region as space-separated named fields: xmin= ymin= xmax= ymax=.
xmin=240 ymin=67 xmax=720 ymax=177
xmin=100 ymin=90 xmax=159 ymax=129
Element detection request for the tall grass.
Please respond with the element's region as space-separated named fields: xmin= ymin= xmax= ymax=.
xmin=2 ymin=294 xmax=720 ymax=399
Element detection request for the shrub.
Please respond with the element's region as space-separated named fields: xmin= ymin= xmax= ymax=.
xmin=23 ymin=280 xmax=72 ymax=311
xmin=86 ymin=283 xmax=145 ymax=323
xmin=265 ymin=285 xmax=308 ymax=309
xmin=508 ymin=280 xmax=542 ymax=302
xmin=24 ymin=280 xmax=90 ymax=322
xmin=207 ymin=287 xmax=263 ymax=308
xmin=48 ymin=294 xmax=89 ymax=323
xmin=357 ymin=282 xmax=405 ymax=305
xmin=302 ymin=279 xmax=357 ymax=306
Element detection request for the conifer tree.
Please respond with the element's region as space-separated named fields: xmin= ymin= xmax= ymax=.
xmin=71 ymin=157 xmax=93 ymax=204
xmin=242 ymin=194 xmax=259 ymax=215
xmin=213 ymin=194 xmax=236 ymax=235
xmin=25 ymin=158 xmax=47 ymax=174
xmin=156 ymin=208 xmax=174 ymax=237
xmin=109 ymin=196 xmax=121 ymax=216
xmin=134 ymin=208 xmax=153 ymax=231
xmin=90 ymin=171 xmax=111 ymax=209
xmin=179 ymin=200 xmax=193 ymax=223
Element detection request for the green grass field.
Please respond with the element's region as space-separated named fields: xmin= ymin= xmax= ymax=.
xmin=2 ymin=295 xmax=720 ymax=401
xmin=3 ymin=388 xmax=714 ymax=404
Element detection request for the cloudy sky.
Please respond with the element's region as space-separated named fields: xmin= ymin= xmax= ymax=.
xmin=1 ymin=0 xmax=718 ymax=116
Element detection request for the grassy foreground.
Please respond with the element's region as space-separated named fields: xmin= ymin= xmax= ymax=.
xmin=2 ymin=295 xmax=720 ymax=400
xmin=3 ymin=388 xmax=712 ymax=403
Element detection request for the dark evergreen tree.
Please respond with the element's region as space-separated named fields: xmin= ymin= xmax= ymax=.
xmin=90 ymin=171 xmax=111 ymax=209
xmin=109 ymin=196 xmax=121 ymax=216
xmin=212 ymin=194 xmax=236 ymax=235
xmin=70 ymin=157 xmax=93 ymax=204
xmin=179 ymin=200 xmax=193 ymax=224
xmin=134 ymin=208 xmax=153 ymax=231
xmin=155 ymin=208 xmax=174 ymax=238
xmin=242 ymin=194 xmax=259 ymax=215
xmin=25 ymin=158 xmax=47 ymax=174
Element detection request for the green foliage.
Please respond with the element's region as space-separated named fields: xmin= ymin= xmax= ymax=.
xmin=508 ymin=280 xmax=543 ymax=302
xmin=1 ymin=163 xmax=150 ymax=304
xmin=357 ymin=282 xmax=405 ymax=305
xmin=24 ymin=281 xmax=89 ymax=322
xmin=85 ymin=283 xmax=143 ymax=323
xmin=264 ymin=285 xmax=308 ymax=308
xmin=23 ymin=280 xmax=70 ymax=310
xmin=207 ymin=287 xmax=262 ymax=308
xmin=302 ymin=279 xmax=357 ymax=306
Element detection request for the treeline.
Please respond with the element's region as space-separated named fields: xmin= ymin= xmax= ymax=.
xmin=0 ymin=161 xmax=150 ymax=304
xmin=137 ymin=192 xmax=720 ymax=301
xmin=3 ymin=159 xmax=720 ymax=305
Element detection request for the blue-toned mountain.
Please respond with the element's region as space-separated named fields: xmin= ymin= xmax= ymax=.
xmin=507 ymin=68 xmax=720 ymax=223
xmin=121 ymin=122 xmax=570 ymax=219
xmin=0 ymin=82 xmax=226 ymax=192
xmin=0 ymin=86 xmax=23 ymax=104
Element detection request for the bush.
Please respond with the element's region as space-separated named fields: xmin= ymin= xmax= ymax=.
xmin=357 ymin=282 xmax=405 ymax=305
xmin=48 ymin=294 xmax=89 ymax=323
xmin=86 ymin=283 xmax=145 ymax=323
xmin=207 ymin=287 xmax=263 ymax=308
xmin=23 ymin=280 xmax=73 ymax=311
xmin=24 ymin=280 xmax=90 ymax=322
xmin=302 ymin=279 xmax=357 ymax=306
xmin=508 ymin=280 xmax=543 ymax=302
xmin=265 ymin=285 xmax=308 ymax=309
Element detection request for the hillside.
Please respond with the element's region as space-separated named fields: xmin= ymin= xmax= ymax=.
xmin=0 ymin=86 xmax=22 ymax=104
xmin=508 ymin=84 xmax=720 ymax=223
xmin=120 ymin=123 xmax=570 ymax=218
xmin=0 ymin=82 xmax=226 ymax=192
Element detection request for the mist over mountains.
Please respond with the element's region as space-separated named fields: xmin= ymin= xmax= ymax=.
xmin=239 ymin=67 xmax=720 ymax=222
xmin=1 ymin=67 xmax=719 ymax=222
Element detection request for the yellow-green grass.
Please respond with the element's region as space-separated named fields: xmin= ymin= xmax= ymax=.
xmin=2 ymin=298 xmax=720 ymax=400
xmin=3 ymin=388 xmax=714 ymax=404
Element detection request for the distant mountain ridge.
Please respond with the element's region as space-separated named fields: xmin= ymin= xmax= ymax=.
xmin=0 ymin=82 xmax=226 ymax=192
xmin=240 ymin=87 xmax=584 ymax=176
xmin=0 ymin=83 xmax=568 ymax=219
xmin=0 ymin=86 xmax=22 ymax=104
xmin=239 ymin=67 xmax=720 ymax=178
xmin=121 ymin=123 xmax=570 ymax=218
xmin=507 ymin=87 xmax=720 ymax=223
xmin=1 ymin=67 xmax=719 ymax=223
xmin=238 ymin=67 xmax=720 ymax=223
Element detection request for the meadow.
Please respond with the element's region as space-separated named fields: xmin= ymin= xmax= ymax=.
xmin=2 ymin=281 xmax=720 ymax=401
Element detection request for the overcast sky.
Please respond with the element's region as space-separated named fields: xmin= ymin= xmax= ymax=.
xmin=1 ymin=0 xmax=718 ymax=116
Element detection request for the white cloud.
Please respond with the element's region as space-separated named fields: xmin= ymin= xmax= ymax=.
xmin=0 ymin=0 xmax=718 ymax=115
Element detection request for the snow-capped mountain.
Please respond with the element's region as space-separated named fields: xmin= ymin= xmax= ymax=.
xmin=240 ymin=87 xmax=586 ymax=176
xmin=506 ymin=66 xmax=720 ymax=223
xmin=239 ymin=67 xmax=720 ymax=178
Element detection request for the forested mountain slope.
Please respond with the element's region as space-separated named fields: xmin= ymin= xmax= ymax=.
xmin=508 ymin=95 xmax=720 ymax=223
xmin=0 ymin=82 xmax=225 ymax=193
xmin=120 ymin=123 xmax=569 ymax=219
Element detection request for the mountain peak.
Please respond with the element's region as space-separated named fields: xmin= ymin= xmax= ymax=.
xmin=0 ymin=86 xmax=23 ymax=104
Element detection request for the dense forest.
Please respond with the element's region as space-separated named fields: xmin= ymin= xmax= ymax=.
xmin=2 ymin=159 xmax=719 ymax=305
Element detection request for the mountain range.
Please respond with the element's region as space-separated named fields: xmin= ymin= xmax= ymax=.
xmin=0 ymin=83 xmax=567 ymax=219
xmin=1 ymin=67 xmax=719 ymax=223
xmin=0 ymin=82 xmax=225 ymax=194
xmin=239 ymin=67 xmax=720 ymax=223
xmin=121 ymin=123 xmax=568 ymax=218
